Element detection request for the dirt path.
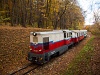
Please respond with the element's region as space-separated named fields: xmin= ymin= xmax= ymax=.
xmin=26 ymin=33 xmax=93 ymax=75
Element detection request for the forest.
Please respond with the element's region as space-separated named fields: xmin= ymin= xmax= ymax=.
xmin=0 ymin=0 xmax=100 ymax=75
xmin=0 ymin=0 xmax=85 ymax=29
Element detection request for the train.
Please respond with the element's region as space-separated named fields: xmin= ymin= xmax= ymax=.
xmin=28 ymin=30 xmax=87 ymax=64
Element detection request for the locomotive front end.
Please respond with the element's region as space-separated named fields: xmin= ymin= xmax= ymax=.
xmin=28 ymin=32 xmax=45 ymax=64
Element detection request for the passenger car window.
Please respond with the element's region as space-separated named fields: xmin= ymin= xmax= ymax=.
xmin=67 ymin=33 xmax=69 ymax=38
xmin=69 ymin=32 xmax=72 ymax=37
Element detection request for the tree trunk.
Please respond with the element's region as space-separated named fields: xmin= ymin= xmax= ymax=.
xmin=29 ymin=0 xmax=33 ymax=26
xmin=20 ymin=0 xmax=26 ymax=27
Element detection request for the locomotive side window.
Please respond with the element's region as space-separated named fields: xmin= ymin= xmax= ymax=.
xmin=63 ymin=31 xmax=66 ymax=38
xmin=43 ymin=37 xmax=49 ymax=50
xmin=67 ymin=33 xmax=69 ymax=38
xmin=69 ymin=32 xmax=72 ymax=37
xmin=77 ymin=33 xmax=78 ymax=37
xmin=33 ymin=37 xmax=38 ymax=42
xmin=71 ymin=33 xmax=72 ymax=37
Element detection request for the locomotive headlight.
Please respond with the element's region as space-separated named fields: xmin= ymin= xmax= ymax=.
xmin=33 ymin=32 xmax=37 ymax=36
xmin=39 ymin=50 xmax=42 ymax=52
xmin=30 ymin=48 xmax=32 ymax=51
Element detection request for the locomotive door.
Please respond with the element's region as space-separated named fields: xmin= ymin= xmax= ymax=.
xmin=43 ymin=37 xmax=49 ymax=50
xmin=63 ymin=31 xmax=66 ymax=44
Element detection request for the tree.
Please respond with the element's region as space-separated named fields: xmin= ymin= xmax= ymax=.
xmin=0 ymin=0 xmax=84 ymax=29
xmin=29 ymin=0 xmax=34 ymax=26
xmin=93 ymin=9 xmax=100 ymax=33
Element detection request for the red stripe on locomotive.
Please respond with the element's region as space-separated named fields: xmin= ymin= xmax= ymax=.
xmin=30 ymin=38 xmax=73 ymax=54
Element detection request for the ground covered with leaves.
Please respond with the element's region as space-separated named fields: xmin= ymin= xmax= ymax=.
xmin=91 ymin=36 xmax=100 ymax=75
xmin=0 ymin=26 xmax=100 ymax=75
xmin=63 ymin=35 xmax=100 ymax=75
xmin=0 ymin=26 xmax=51 ymax=75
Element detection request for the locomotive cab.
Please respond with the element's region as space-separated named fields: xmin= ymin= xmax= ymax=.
xmin=28 ymin=31 xmax=65 ymax=64
xmin=28 ymin=32 xmax=45 ymax=64
xmin=30 ymin=32 xmax=43 ymax=53
xmin=30 ymin=32 xmax=50 ymax=51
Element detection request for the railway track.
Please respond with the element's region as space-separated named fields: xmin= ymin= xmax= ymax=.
xmin=10 ymin=63 xmax=39 ymax=75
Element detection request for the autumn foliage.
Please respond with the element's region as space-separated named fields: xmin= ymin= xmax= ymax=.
xmin=0 ymin=0 xmax=84 ymax=29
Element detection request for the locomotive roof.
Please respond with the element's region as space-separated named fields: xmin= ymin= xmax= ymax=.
xmin=72 ymin=30 xmax=82 ymax=32
xmin=63 ymin=30 xmax=72 ymax=32
xmin=30 ymin=30 xmax=87 ymax=35
xmin=30 ymin=30 xmax=63 ymax=35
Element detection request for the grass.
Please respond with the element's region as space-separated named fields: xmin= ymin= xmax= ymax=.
xmin=62 ymin=36 xmax=94 ymax=75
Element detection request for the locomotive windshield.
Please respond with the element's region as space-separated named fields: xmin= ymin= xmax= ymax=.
xmin=33 ymin=36 xmax=38 ymax=42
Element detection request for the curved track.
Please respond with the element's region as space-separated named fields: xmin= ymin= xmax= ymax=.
xmin=10 ymin=63 xmax=39 ymax=75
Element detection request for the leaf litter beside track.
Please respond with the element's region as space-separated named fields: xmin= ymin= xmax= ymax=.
xmin=63 ymin=35 xmax=100 ymax=75
xmin=63 ymin=36 xmax=94 ymax=75
xmin=0 ymin=26 xmax=51 ymax=75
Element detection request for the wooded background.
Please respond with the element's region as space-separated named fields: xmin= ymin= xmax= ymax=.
xmin=0 ymin=0 xmax=88 ymax=29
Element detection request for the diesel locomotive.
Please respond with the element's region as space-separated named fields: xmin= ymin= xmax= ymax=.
xmin=28 ymin=30 xmax=87 ymax=64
